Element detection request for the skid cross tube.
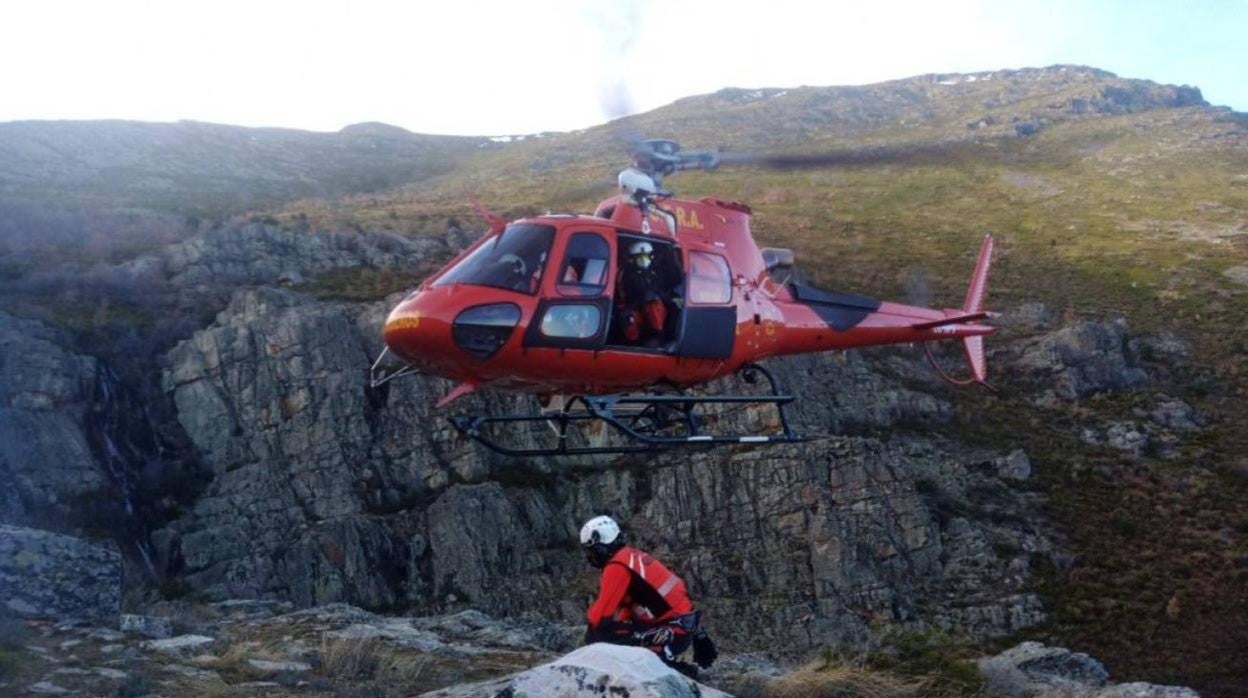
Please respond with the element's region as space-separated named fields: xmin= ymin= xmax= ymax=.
xmin=448 ymin=363 xmax=802 ymax=457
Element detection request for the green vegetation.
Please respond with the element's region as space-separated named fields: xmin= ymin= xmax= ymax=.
xmin=294 ymin=264 xmax=443 ymax=302
xmin=863 ymin=629 xmax=985 ymax=696
xmin=0 ymin=647 xmax=19 ymax=680
xmin=0 ymin=617 xmax=32 ymax=681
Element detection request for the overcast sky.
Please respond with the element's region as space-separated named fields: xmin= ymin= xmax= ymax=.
xmin=1 ymin=0 xmax=1243 ymax=135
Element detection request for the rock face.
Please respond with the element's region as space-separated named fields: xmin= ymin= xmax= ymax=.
xmin=420 ymin=644 xmax=729 ymax=698
xmin=121 ymin=223 xmax=447 ymax=292
xmin=978 ymin=642 xmax=1199 ymax=698
xmin=0 ymin=525 xmax=121 ymax=621
xmin=151 ymin=280 xmax=1051 ymax=651
xmin=0 ymin=313 xmax=108 ymax=528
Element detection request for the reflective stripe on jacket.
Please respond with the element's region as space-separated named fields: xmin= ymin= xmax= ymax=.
xmin=607 ymin=546 xmax=693 ymax=623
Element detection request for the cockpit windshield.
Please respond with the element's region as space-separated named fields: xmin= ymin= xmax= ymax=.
xmin=434 ymin=223 xmax=555 ymax=295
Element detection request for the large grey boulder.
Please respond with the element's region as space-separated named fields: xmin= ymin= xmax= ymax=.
xmin=0 ymin=525 xmax=120 ymax=621
xmin=978 ymin=642 xmax=1199 ymax=697
xmin=978 ymin=641 xmax=1109 ymax=695
xmin=419 ymin=644 xmax=728 ymax=698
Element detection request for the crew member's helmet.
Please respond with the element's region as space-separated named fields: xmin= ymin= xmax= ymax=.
xmin=580 ymin=515 xmax=623 ymax=568
xmin=628 ymin=241 xmax=654 ymax=269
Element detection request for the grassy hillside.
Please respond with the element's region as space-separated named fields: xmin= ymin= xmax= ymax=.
xmin=0 ymin=119 xmax=494 ymax=218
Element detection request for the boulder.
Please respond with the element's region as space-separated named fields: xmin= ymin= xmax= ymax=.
xmin=0 ymin=525 xmax=120 ymax=622
xmin=119 ymin=614 xmax=173 ymax=639
xmin=978 ymin=641 xmax=1108 ymax=695
xmin=1105 ymin=422 xmax=1150 ymax=456
xmin=978 ymin=642 xmax=1199 ymax=697
xmin=995 ymin=450 xmax=1033 ymax=481
xmin=1012 ymin=321 xmax=1147 ymax=399
xmin=1149 ymin=398 xmax=1203 ymax=432
xmin=418 ymin=644 xmax=728 ymax=698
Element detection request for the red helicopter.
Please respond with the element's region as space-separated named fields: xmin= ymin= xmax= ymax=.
xmin=372 ymin=139 xmax=995 ymax=456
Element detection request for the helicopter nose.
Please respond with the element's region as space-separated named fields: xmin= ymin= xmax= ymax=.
xmin=382 ymin=289 xmax=522 ymax=370
xmin=382 ymin=292 xmax=446 ymax=366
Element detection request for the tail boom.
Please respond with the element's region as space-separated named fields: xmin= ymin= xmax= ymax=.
xmin=771 ymin=234 xmax=996 ymax=384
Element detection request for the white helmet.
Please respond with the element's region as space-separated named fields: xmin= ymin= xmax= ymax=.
xmin=628 ymin=241 xmax=654 ymax=269
xmin=579 ymin=515 xmax=621 ymax=547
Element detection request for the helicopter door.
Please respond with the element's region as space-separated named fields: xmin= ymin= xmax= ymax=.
xmin=521 ymin=231 xmax=612 ymax=350
xmin=676 ymin=250 xmax=736 ymax=359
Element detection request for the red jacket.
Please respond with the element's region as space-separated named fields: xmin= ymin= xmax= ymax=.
xmin=586 ymin=546 xmax=694 ymax=627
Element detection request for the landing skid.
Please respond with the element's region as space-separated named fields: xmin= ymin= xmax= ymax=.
xmin=449 ymin=364 xmax=802 ymax=457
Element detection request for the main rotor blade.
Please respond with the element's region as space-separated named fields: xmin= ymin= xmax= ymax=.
xmin=716 ymin=139 xmax=996 ymax=170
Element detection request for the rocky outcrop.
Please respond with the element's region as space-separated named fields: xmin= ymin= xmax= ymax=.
xmin=0 ymin=525 xmax=120 ymax=621
xmin=421 ymin=644 xmax=728 ymax=698
xmin=1010 ymin=320 xmax=1147 ymax=400
xmin=0 ymin=313 xmax=107 ymax=529
xmin=978 ymin=642 xmax=1199 ymax=698
xmin=120 ymin=224 xmax=447 ymax=292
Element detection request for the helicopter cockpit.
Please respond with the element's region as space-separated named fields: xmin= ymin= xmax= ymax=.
xmin=435 ymin=223 xmax=555 ymax=295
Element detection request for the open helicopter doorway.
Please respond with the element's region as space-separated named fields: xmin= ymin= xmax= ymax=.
xmin=607 ymin=233 xmax=685 ymax=352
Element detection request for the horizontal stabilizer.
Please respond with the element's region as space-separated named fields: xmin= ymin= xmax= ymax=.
xmin=912 ymin=311 xmax=990 ymax=330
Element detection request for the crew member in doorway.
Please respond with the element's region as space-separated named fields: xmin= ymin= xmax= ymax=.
xmin=580 ymin=515 xmax=717 ymax=678
xmin=617 ymin=241 xmax=678 ymax=346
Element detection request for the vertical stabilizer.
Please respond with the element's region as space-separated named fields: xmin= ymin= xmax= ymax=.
xmin=962 ymin=235 xmax=993 ymax=383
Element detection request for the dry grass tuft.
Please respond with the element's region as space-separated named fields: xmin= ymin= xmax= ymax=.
xmin=318 ymin=635 xmax=429 ymax=684
xmin=762 ymin=657 xmax=926 ymax=698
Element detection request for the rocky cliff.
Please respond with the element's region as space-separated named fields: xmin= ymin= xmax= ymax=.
xmin=3 ymin=222 xmax=1064 ymax=655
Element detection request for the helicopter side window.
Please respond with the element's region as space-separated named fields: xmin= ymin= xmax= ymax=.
xmin=540 ymin=304 xmax=602 ymax=339
xmin=433 ymin=223 xmax=555 ymax=295
xmin=557 ymin=232 xmax=610 ymax=297
xmin=688 ymin=251 xmax=732 ymax=304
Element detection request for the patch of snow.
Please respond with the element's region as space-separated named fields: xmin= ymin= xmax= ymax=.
xmin=489 ymin=136 xmax=513 ymax=143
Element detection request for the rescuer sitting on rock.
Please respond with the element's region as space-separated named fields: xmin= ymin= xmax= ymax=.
xmin=580 ymin=515 xmax=717 ymax=677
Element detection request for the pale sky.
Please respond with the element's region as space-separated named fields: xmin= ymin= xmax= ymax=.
xmin=1 ymin=0 xmax=1243 ymax=136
